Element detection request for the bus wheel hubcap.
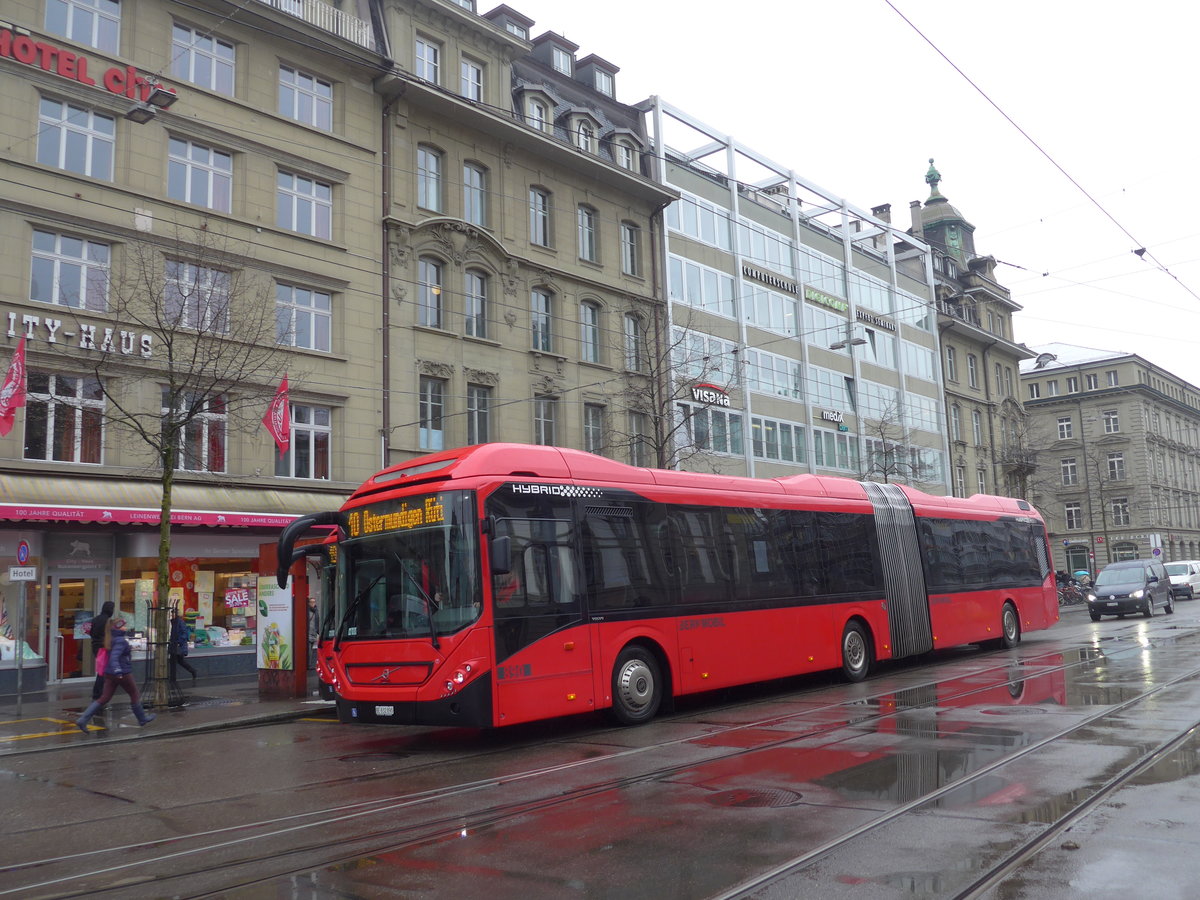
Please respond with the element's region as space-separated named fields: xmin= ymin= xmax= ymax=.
xmin=618 ymin=660 xmax=654 ymax=710
xmin=845 ymin=633 xmax=864 ymax=670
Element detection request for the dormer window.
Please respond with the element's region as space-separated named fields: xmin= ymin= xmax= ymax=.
xmin=505 ymin=21 xmax=527 ymax=39
xmin=595 ymin=69 xmax=614 ymax=96
xmin=552 ymin=46 xmax=573 ymax=74
xmin=615 ymin=139 xmax=637 ymax=171
xmin=575 ymin=121 xmax=595 ymax=153
xmin=526 ymin=98 xmax=550 ymax=132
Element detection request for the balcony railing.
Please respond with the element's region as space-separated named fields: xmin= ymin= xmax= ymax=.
xmin=256 ymin=0 xmax=375 ymax=50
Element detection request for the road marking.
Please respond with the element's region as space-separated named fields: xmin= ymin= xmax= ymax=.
xmin=0 ymin=717 xmax=101 ymax=741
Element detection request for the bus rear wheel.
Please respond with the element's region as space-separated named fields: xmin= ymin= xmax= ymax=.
xmin=610 ymin=645 xmax=662 ymax=725
xmin=1000 ymin=601 xmax=1021 ymax=649
xmin=840 ymin=621 xmax=872 ymax=682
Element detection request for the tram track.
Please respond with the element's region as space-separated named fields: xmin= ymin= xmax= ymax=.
xmin=6 ymin=623 xmax=1196 ymax=898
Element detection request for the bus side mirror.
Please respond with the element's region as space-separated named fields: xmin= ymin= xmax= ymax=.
xmin=490 ymin=535 xmax=511 ymax=575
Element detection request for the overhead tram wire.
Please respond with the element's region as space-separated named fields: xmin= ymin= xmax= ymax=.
xmin=883 ymin=0 xmax=1200 ymax=304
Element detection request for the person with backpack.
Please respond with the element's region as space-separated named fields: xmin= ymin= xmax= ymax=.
xmin=76 ymin=617 xmax=156 ymax=732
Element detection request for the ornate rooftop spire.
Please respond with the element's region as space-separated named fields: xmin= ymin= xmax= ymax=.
xmin=925 ymin=158 xmax=944 ymax=201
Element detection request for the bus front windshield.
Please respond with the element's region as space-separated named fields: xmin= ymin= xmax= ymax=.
xmin=337 ymin=491 xmax=480 ymax=642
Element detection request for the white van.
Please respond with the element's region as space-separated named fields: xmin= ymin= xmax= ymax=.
xmin=1165 ymin=560 xmax=1200 ymax=600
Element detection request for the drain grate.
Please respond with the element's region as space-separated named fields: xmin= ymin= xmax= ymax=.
xmin=706 ymin=788 xmax=803 ymax=808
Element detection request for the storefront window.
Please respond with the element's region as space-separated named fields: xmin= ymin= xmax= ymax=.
xmin=119 ymin=556 xmax=260 ymax=650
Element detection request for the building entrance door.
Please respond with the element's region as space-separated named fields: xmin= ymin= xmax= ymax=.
xmin=48 ymin=575 xmax=110 ymax=682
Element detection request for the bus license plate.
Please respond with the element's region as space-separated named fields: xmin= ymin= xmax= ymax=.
xmin=375 ymin=705 xmax=395 ymax=717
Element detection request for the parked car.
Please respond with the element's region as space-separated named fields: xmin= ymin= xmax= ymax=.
xmin=1087 ymin=559 xmax=1174 ymax=621
xmin=1164 ymin=560 xmax=1200 ymax=600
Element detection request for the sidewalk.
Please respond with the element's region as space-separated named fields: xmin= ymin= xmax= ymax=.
xmin=0 ymin=673 xmax=333 ymax=755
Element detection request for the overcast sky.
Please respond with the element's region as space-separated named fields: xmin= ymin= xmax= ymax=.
xmin=505 ymin=1 xmax=1200 ymax=385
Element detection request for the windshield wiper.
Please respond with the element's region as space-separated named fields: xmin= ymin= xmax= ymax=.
xmin=395 ymin=555 xmax=440 ymax=650
xmin=335 ymin=573 xmax=384 ymax=650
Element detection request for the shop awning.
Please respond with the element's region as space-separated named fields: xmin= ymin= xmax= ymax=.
xmin=0 ymin=474 xmax=347 ymax=528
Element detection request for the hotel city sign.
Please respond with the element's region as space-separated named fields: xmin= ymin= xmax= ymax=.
xmin=0 ymin=23 xmax=177 ymax=104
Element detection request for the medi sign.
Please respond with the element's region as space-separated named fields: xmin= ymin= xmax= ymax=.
xmin=0 ymin=25 xmax=176 ymax=104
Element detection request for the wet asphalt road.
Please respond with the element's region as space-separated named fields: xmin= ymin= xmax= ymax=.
xmin=6 ymin=599 xmax=1200 ymax=899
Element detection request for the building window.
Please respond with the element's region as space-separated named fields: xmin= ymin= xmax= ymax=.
xmin=1046 ymin=379 xmax=1059 ymax=396
xmin=417 ymin=146 xmax=442 ymax=213
xmin=24 ymin=372 xmax=104 ymax=464
xmin=620 ymin=223 xmax=641 ymax=276
xmin=464 ymin=269 xmax=487 ymax=338
xmin=1111 ymin=497 xmax=1130 ymax=527
xmin=552 ymin=46 xmax=572 ymax=74
xmin=418 ymin=376 xmax=445 ymax=450
xmin=580 ymin=301 xmax=601 ymax=363
xmin=171 ymin=24 xmax=234 ymax=95
xmin=583 ymin=403 xmax=604 ymax=453
xmin=1065 ymin=502 xmax=1082 ymax=530
xmin=1086 ymin=373 xmax=1099 ymax=390
xmin=681 ymin=404 xmax=744 ymax=456
xmin=1028 ymin=382 xmax=1041 ymax=400
xmin=594 ymin=69 xmax=614 ymax=96
xmin=1108 ymin=452 xmax=1126 ymax=481
xmin=275 ymin=283 xmax=331 ymax=352
xmin=995 ymin=363 xmax=1004 ymax=395
xmin=276 ymin=405 xmax=330 ymax=479
xmin=37 ymin=98 xmax=114 ymax=179
xmin=945 ymin=345 xmax=958 ymax=382
xmin=531 ymin=288 xmax=553 ymax=352
xmin=950 ymin=404 xmax=962 ymax=441
xmin=1067 ymin=376 xmax=1079 ymax=393
xmin=164 ymin=390 xmax=226 ymax=472
xmin=977 ymin=469 xmax=987 ymax=495
xmin=575 ymin=121 xmax=596 ymax=153
xmin=1058 ymin=416 xmax=1073 ymax=439
xmin=624 ymin=314 xmax=643 ymax=371
xmin=629 ymin=412 xmax=651 ymax=466
xmin=954 ymin=465 xmax=965 ymax=497
xmin=967 ymin=354 xmax=978 ymax=388
xmin=277 ymin=171 xmax=332 ymax=238
xmin=463 ymin=163 xmax=487 ymax=226
xmin=415 ymin=37 xmax=441 ymax=83
xmin=751 ymin=416 xmax=806 ymax=464
xmin=165 ymin=261 xmax=229 ymax=333
xmin=168 ymin=138 xmax=232 ymax=212
xmin=460 ymin=58 xmax=483 ymax=100
xmin=577 ymin=206 xmax=597 ymax=261
xmin=46 ymin=0 xmax=119 ymax=52
xmin=526 ymin=98 xmax=549 ymax=132
xmin=30 ymin=230 xmax=109 ymax=310
xmin=278 ymin=66 xmax=332 ymax=130
xmin=1103 ymin=409 xmax=1120 ymax=433
xmin=529 ymin=188 xmax=551 ymax=246
xmin=418 ymin=257 xmax=443 ymax=329
xmin=1061 ymin=457 xmax=1078 ymax=486
xmin=505 ymin=21 xmax=527 ymax=39
xmin=1107 ymin=369 xmax=1119 ymax=387
xmin=466 ymin=384 xmax=490 ymax=445
xmin=616 ymin=140 xmax=637 ymax=170
xmin=534 ymin=394 xmax=557 ymax=445
xmin=971 ymin=409 xmax=983 ymax=445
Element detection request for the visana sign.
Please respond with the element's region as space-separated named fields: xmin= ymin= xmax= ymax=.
xmin=691 ymin=384 xmax=731 ymax=407
xmin=0 ymin=26 xmax=175 ymax=103
xmin=7 ymin=311 xmax=153 ymax=357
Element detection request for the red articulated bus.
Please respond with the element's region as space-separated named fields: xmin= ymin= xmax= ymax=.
xmin=276 ymin=443 xmax=1058 ymax=729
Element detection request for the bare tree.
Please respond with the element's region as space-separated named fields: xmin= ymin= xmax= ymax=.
xmin=604 ymin=305 xmax=741 ymax=471
xmin=857 ymin=396 xmax=941 ymax=488
xmin=47 ymin=222 xmax=295 ymax=707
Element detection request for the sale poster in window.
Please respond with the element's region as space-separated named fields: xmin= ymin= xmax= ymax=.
xmin=256 ymin=577 xmax=293 ymax=670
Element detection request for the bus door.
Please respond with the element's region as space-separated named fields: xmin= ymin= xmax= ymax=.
xmin=492 ymin=518 xmax=594 ymax=726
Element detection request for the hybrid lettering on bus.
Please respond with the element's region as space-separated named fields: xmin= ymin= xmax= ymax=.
xmin=277 ymin=443 xmax=1058 ymax=729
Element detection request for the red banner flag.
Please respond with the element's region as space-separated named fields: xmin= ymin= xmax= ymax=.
xmin=0 ymin=337 xmax=28 ymax=437
xmin=262 ymin=375 xmax=290 ymax=453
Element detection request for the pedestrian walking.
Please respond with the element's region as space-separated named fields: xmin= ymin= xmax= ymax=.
xmin=307 ymin=596 xmax=319 ymax=670
xmin=87 ymin=601 xmax=115 ymax=701
xmin=76 ymin=617 xmax=156 ymax=732
xmin=169 ymin=607 xmax=197 ymax=684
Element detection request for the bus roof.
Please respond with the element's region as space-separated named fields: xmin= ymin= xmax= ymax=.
xmin=349 ymin=443 xmax=1040 ymax=519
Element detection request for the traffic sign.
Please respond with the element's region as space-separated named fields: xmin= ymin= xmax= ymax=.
xmin=16 ymin=540 xmax=28 ymax=564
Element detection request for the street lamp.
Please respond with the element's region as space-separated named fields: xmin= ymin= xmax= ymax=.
xmin=124 ymin=102 xmax=156 ymax=124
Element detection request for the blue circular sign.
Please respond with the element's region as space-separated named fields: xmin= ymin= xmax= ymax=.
xmin=16 ymin=540 xmax=29 ymax=564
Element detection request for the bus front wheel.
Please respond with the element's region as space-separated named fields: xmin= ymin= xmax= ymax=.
xmin=841 ymin=621 xmax=872 ymax=682
xmin=610 ymin=645 xmax=662 ymax=725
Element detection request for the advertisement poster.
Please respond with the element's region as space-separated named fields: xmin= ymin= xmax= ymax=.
xmin=256 ymin=576 xmax=293 ymax=670
xmin=195 ymin=570 xmax=215 ymax=593
xmin=197 ymin=591 xmax=213 ymax=626
xmin=134 ymin=579 xmax=154 ymax=632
